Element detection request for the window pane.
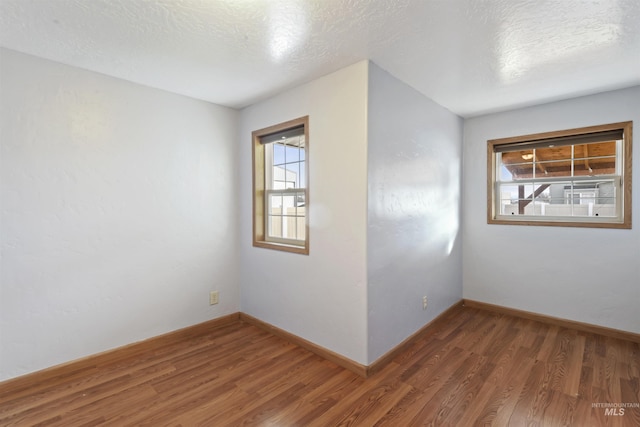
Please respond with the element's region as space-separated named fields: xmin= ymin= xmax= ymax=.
xmin=574 ymin=141 xmax=617 ymax=177
xmin=498 ymin=183 xmax=543 ymax=215
xmin=272 ymin=165 xmax=287 ymax=189
xmin=520 ymin=184 xmax=535 ymax=197
xmin=498 ymin=184 xmax=518 ymax=215
xmin=285 ymin=162 xmax=300 ymax=188
xmin=500 ymin=203 xmax=519 ymax=216
xmin=296 ymin=192 xmax=306 ymax=212
xmin=500 ymin=156 xmax=534 ymax=180
xmin=285 ymin=145 xmax=300 ymax=163
xmin=299 ymin=162 xmax=306 ymax=188
xmin=526 ymin=200 xmax=545 ymax=215
xmin=297 ymin=216 xmax=306 ymax=240
xmin=502 ymin=150 xmax=533 ymax=179
xmin=595 ymin=180 xmax=616 ymax=204
xmin=498 ymin=184 xmax=518 ymax=202
xmin=268 ymin=215 xmax=282 ymax=238
xmin=533 ymin=184 xmax=551 ymax=202
xmin=536 ymin=159 xmax=570 ymax=178
xmin=499 ymin=164 xmax=512 ymax=181
xmin=505 ymin=149 xmax=534 ymax=161
xmin=283 ymin=216 xmax=297 ymax=240
xmin=501 ymin=142 xmax=619 ymax=181
xmin=498 ymin=179 xmax=619 ymax=218
xmin=535 ymin=146 xmax=571 ymax=162
xmin=283 ymin=195 xmax=295 ymax=212
xmin=269 ymin=194 xmax=282 ymax=215
xmin=273 ymin=143 xmax=285 ymax=165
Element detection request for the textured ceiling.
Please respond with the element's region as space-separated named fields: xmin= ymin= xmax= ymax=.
xmin=1 ymin=0 xmax=639 ymax=117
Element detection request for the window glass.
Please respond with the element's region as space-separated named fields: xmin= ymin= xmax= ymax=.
xmin=252 ymin=117 xmax=309 ymax=254
xmin=488 ymin=122 xmax=631 ymax=228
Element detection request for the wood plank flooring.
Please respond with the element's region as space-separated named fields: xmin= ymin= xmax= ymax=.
xmin=1 ymin=305 xmax=638 ymax=426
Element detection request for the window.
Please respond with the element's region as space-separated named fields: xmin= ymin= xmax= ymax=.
xmin=487 ymin=121 xmax=632 ymax=228
xmin=252 ymin=117 xmax=309 ymax=254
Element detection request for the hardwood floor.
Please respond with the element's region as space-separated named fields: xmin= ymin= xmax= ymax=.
xmin=1 ymin=306 xmax=638 ymax=426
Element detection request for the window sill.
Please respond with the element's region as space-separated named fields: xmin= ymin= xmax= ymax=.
xmin=489 ymin=216 xmax=630 ymax=229
xmin=253 ymin=240 xmax=309 ymax=255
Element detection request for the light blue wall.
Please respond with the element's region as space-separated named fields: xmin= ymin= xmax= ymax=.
xmin=239 ymin=62 xmax=370 ymax=364
xmin=463 ymin=86 xmax=640 ymax=333
xmin=0 ymin=48 xmax=240 ymax=381
xmin=367 ymin=63 xmax=464 ymax=363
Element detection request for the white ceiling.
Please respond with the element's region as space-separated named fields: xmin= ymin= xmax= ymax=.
xmin=1 ymin=0 xmax=639 ymax=117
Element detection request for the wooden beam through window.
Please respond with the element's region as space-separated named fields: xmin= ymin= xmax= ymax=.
xmin=518 ymin=184 xmax=551 ymax=214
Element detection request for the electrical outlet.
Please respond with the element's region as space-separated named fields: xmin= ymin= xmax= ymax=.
xmin=422 ymin=296 xmax=428 ymax=310
xmin=210 ymin=291 xmax=219 ymax=305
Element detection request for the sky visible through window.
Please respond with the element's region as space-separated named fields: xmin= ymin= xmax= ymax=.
xmin=273 ymin=140 xmax=305 ymax=189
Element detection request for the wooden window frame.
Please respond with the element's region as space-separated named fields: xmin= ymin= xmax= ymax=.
xmin=252 ymin=116 xmax=309 ymax=254
xmin=487 ymin=121 xmax=632 ymax=229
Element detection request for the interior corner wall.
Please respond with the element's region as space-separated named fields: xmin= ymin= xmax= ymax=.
xmin=462 ymin=86 xmax=640 ymax=334
xmin=0 ymin=48 xmax=241 ymax=381
xmin=238 ymin=61 xmax=370 ymax=365
xmin=367 ymin=63 xmax=464 ymax=363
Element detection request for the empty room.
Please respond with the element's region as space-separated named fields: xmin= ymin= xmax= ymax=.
xmin=1 ymin=0 xmax=639 ymax=425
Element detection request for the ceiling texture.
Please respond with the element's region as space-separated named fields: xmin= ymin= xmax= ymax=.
xmin=1 ymin=0 xmax=639 ymax=117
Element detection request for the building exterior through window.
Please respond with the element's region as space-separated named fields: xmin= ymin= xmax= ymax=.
xmin=488 ymin=121 xmax=632 ymax=228
xmin=252 ymin=116 xmax=309 ymax=254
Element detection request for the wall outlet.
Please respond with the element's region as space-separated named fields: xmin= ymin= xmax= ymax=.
xmin=209 ymin=291 xmax=219 ymax=305
xmin=422 ymin=296 xmax=428 ymax=310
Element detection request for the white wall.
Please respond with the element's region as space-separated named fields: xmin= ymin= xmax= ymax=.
xmin=239 ymin=61 xmax=369 ymax=364
xmin=463 ymin=86 xmax=640 ymax=333
xmin=3 ymin=46 xmax=634 ymax=383
xmin=367 ymin=63 xmax=463 ymax=363
xmin=0 ymin=48 xmax=240 ymax=381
